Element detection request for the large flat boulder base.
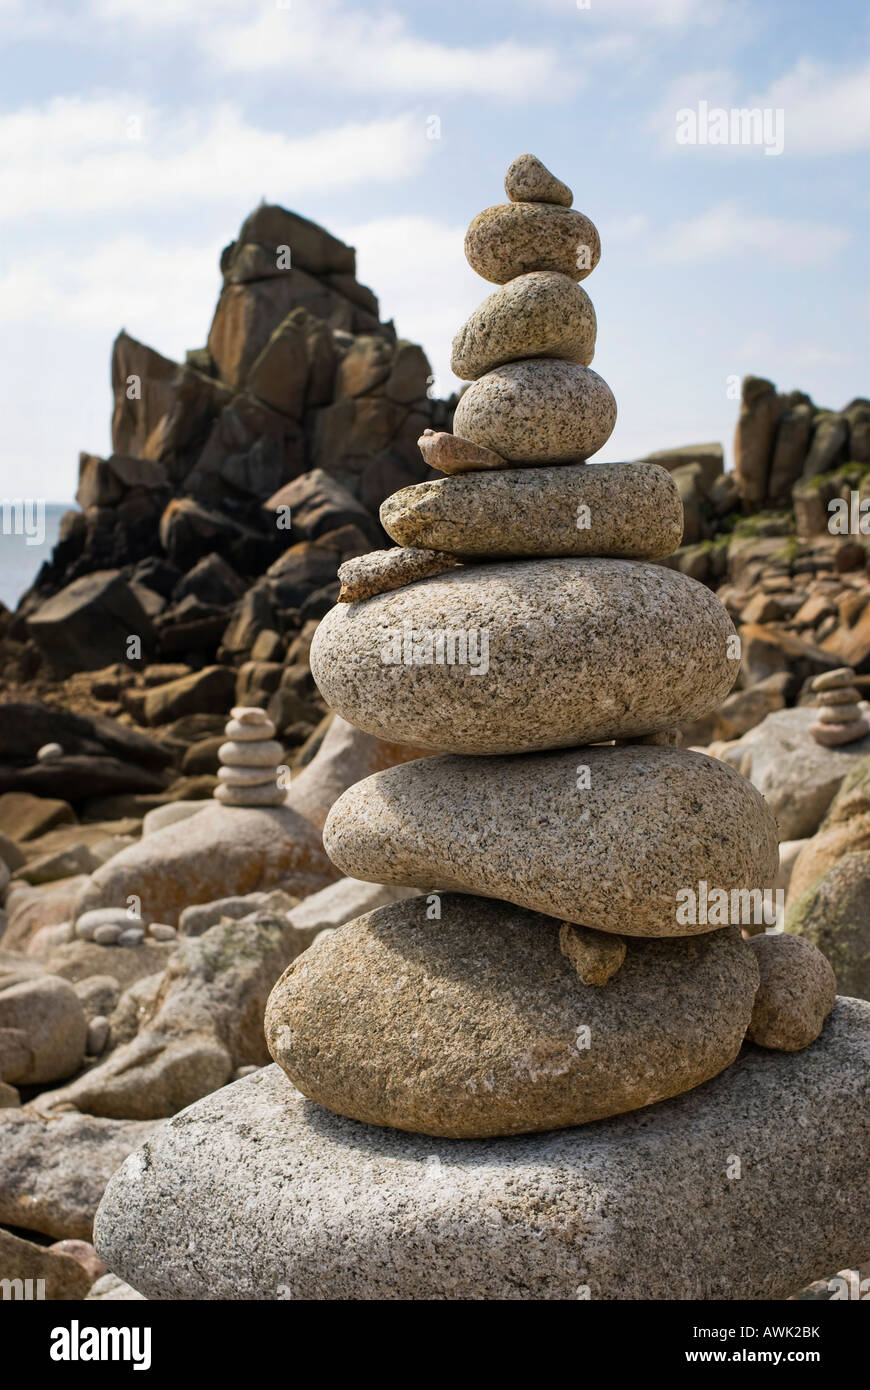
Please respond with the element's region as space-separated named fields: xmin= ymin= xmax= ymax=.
xmin=94 ymin=998 xmax=870 ymax=1301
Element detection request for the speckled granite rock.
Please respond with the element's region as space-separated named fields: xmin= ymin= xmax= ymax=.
xmin=559 ymin=922 xmax=626 ymax=985
xmin=218 ymin=739 xmax=283 ymax=767
xmin=505 ymin=152 xmax=572 ymax=207
xmin=380 ymin=462 xmax=682 ymax=560
xmin=417 ymin=430 xmax=507 ymax=475
xmin=94 ymin=998 xmax=870 ymax=1300
xmin=452 ymin=360 xmax=615 ymax=463
xmin=747 ymin=934 xmax=836 ymax=1051
xmin=214 ymin=782 xmax=285 ymax=806
xmin=322 ymin=747 xmax=779 ymax=936
xmin=338 ymin=547 xmax=461 ymax=602
xmin=72 ymin=801 xmax=338 ymax=927
xmin=309 ymin=559 xmax=738 ymax=754
xmin=265 ymin=896 xmax=758 ymax=1136
xmin=811 ymin=716 xmax=870 ymax=746
xmin=465 ymin=203 xmax=600 ymax=285
xmin=812 ymin=667 xmax=856 ymax=692
xmin=451 ymin=272 xmax=595 ymax=380
xmin=785 ymin=852 xmax=870 ymax=1000
xmin=717 ymin=706 xmax=870 ymax=840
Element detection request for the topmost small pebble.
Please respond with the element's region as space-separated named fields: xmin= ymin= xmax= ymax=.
xmin=505 ymin=153 xmax=573 ymax=207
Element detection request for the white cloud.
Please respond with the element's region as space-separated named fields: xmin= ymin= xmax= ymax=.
xmin=84 ymin=0 xmax=577 ymax=97
xmin=656 ymin=201 xmax=851 ymax=266
xmin=761 ymin=56 xmax=870 ymax=154
xmin=0 ymin=99 xmax=428 ymax=221
xmin=652 ymin=55 xmax=870 ymax=156
xmin=523 ymin=0 xmax=731 ymax=28
xmin=0 ymin=237 xmax=218 ymax=351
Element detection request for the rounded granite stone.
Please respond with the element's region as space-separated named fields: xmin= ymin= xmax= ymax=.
xmin=322 ymin=746 xmax=780 ymax=936
xmin=504 ymin=153 xmax=573 ymax=207
xmin=452 ymin=359 xmax=616 ymax=463
xmin=450 ymin=272 xmax=596 ymax=380
xmin=224 ymin=717 xmax=277 ymax=741
xmin=309 ymin=558 xmax=738 ymax=754
xmin=747 ymin=934 xmax=836 ymax=1052
xmin=379 ymin=462 xmax=683 ymax=560
xmin=817 ymin=686 xmax=861 ymax=706
xmin=811 ymin=667 xmax=855 ymax=692
xmin=265 ymin=894 xmax=759 ymax=1137
xmin=213 ymin=783 xmax=286 ymax=807
xmin=217 ymin=765 xmax=279 ymax=787
xmin=818 ymin=703 xmax=862 ymax=725
xmin=218 ymin=739 xmax=283 ymax=767
xmin=465 ymin=203 xmax=600 ymax=285
xmin=810 ymin=718 xmax=870 ymax=746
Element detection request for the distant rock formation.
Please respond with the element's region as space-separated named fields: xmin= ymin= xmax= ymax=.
xmin=15 ymin=205 xmax=454 ymax=680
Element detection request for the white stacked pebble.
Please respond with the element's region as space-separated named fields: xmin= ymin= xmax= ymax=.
xmin=214 ymin=706 xmax=286 ymax=807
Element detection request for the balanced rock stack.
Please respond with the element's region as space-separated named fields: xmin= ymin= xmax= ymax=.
xmin=213 ymin=706 xmax=285 ymax=807
xmin=96 ymin=159 xmax=870 ymax=1303
xmin=265 ymin=154 xmax=825 ymax=1140
xmin=809 ymin=667 xmax=870 ymax=747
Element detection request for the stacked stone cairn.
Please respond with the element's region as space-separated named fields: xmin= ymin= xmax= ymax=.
xmin=809 ymin=666 xmax=870 ymax=747
xmin=214 ymin=706 xmax=285 ymax=807
xmin=265 ymin=156 xmax=837 ymax=1141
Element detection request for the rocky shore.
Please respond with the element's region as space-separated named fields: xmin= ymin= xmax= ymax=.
xmin=1 ymin=162 xmax=869 ymax=1301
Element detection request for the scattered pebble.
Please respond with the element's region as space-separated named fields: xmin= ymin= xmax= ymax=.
xmin=87 ymin=1016 xmax=110 ymax=1056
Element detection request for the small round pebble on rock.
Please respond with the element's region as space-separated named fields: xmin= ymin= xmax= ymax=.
xmin=231 ymin=706 xmax=273 ymax=724
xmin=224 ymin=717 xmax=277 ymax=741
xmin=559 ymin=922 xmax=626 ymax=985
xmin=812 ymin=667 xmax=857 ymax=692
xmin=36 ymin=742 xmax=64 ymax=762
xmin=147 ymin=923 xmax=177 ymax=942
xmin=218 ymin=740 xmax=284 ymax=767
xmin=92 ymin=924 xmax=122 ymax=945
xmin=747 ymin=933 xmax=836 ymax=1051
xmin=504 ymin=153 xmax=573 ymax=207
xmin=117 ymin=928 xmax=145 ymax=947
xmin=87 ymin=1016 xmax=110 ymax=1056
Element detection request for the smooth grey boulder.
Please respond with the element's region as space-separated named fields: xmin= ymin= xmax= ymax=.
xmin=322 ymin=748 xmax=779 ymax=936
xmin=94 ymin=998 xmax=870 ymax=1300
xmin=310 ymin=559 xmax=739 ymax=755
xmin=266 ymin=896 xmax=759 ymax=1136
xmin=450 ymin=272 xmax=595 ymax=380
xmin=718 ymin=706 xmax=870 ymax=840
xmin=452 ymin=360 xmax=615 ymax=464
xmin=380 ymin=462 xmax=683 ymax=560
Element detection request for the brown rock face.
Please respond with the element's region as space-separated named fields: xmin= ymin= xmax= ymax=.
xmin=266 ymin=895 xmax=759 ymax=1138
xmin=733 ymin=377 xmax=784 ymax=507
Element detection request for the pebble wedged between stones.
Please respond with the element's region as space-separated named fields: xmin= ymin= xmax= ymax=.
xmin=337 ymin=547 xmax=461 ymax=602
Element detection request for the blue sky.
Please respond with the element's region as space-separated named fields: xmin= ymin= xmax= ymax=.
xmin=1 ymin=0 xmax=869 ymax=502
